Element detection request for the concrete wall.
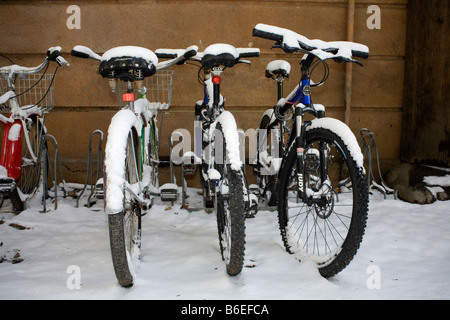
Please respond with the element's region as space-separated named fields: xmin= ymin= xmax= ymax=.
xmin=0 ymin=0 xmax=407 ymax=185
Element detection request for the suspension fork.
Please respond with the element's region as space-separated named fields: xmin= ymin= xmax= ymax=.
xmin=294 ymin=107 xmax=306 ymax=199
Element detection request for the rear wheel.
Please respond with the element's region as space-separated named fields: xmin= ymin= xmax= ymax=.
xmin=6 ymin=115 xmax=46 ymax=212
xmin=108 ymin=129 xmax=142 ymax=287
xmin=17 ymin=115 xmax=45 ymax=196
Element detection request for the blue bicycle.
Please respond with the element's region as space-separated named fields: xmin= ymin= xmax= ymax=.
xmin=252 ymin=24 xmax=370 ymax=277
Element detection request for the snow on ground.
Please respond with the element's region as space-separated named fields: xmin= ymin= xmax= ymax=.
xmin=0 ymin=187 xmax=449 ymax=300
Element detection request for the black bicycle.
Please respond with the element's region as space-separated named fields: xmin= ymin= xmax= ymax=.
xmin=252 ymin=23 xmax=370 ymax=277
xmin=156 ymin=44 xmax=259 ymax=275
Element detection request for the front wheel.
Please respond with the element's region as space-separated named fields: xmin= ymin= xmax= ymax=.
xmin=107 ymin=129 xmax=142 ymax=287
xmin=277 ymin=126 xmax=368 ymax=278
xmin=214 ymin=123 xmax=246 ymax=276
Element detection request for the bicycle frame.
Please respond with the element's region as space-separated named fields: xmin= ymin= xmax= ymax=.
xmin=121 ymin=83 xmax=156 ymax=186
xmin=196 ymin=68 xmax=226 ymax=202
xmin=258 ymin=54 xmax=329 ymax=205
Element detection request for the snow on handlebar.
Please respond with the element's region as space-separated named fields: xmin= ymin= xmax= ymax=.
xmin=253 ymin=23 xmax=368 ymax=65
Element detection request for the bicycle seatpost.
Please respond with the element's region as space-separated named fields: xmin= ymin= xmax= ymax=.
xmin=211 ymin=67 xmax=223 ymax=118
xmin=276 ymin=76 xmax=284 ymax=101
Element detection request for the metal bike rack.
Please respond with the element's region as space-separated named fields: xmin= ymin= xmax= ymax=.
xmin=359 ymin=128 xmax=397 ymax=199
xmin=39 ymin=134 xmax=68 ymax=212
xmin=160 ymin=131 xmax=203 ymax=210
xmin=159 ymin=133 xmax=180 ymax=205
xmin=76 ymin=130 xmax=104 ymax=208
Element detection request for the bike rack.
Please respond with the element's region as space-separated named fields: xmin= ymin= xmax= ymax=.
xmin=39 ymin=134 xmax=68 ymax=212
xmin=359 ymin=128 xmax=397 ymax=199
xmin=76 ymin=130 xmax=104 ymax=208
xmin=160 ymin=131 xmax=204 ymax=210
xmin=159 ymin=133 xmax=180 ymax=205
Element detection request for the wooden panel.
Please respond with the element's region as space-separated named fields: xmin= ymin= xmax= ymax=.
xmin=0 ymin=0 xmax=409 ymax=182
xmin=401 ymin=0 xmax=450 ymax=166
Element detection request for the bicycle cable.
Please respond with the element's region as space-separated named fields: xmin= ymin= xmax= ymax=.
xmin=309 ymin=58 xmax=329 ymax=87
xmin=11 ymin=63 xmax=50 ymax=100
xmin=22 ymin=65 xmax=59 ymax=110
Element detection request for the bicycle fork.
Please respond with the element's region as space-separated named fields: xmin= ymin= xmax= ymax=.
xmin=293 ymin=59 xmax=328 ymax=204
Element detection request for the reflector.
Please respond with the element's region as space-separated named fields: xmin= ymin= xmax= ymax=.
xmin=122 ymin=92 xmax=134 ymax=102
xmin=212 ymin=75 xmax=221 ymax=85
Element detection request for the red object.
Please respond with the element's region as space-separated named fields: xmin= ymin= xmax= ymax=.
xmin=122 ymin=92 xmax=134 ymax=102
xmin=0 ymin=120 xmax=23 ymax=180
xmin=212 ymin=75 xmax=221 ymax=85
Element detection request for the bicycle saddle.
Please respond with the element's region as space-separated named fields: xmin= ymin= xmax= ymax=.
xmin=265 ymin=60 xmax=291 ymax=78
xmin=98 ymin=46 xmax=159 ymax=81
xmin=201 ymin=44 xmax=240 ymax=69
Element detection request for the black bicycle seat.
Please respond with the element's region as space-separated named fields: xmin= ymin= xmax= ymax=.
xmin=201 ymin=44 xmax=239 ymax=69
xmin=265 ymin=60 xmax=291 ymax=78
xmin=98 ymin=46 xmax=158 ymax=81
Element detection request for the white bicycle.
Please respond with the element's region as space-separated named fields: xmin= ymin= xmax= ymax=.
xmin=0 ymin=47 xmax=69 ymax=212
xmin=71 ymin=44 xmax=197 ymax=287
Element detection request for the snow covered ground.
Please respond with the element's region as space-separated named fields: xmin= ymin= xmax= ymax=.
xmin=0 ymin=186 xmax=449 ymax=300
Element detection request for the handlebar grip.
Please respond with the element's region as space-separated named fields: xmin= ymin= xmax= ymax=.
xmin=183 ymin=47 xmax=198 ymax=60
xmin=47 ymin=46 xmax=62 ymax=61
xmin=238 ymin=50 xmax=260 ymax=58
xmin=155 ymin=52 xmax=177 ymax=59
xmin=352 ymin=50 xmax=369 ymax=59
xmin=70 ymin=45 xmax=102 ymax=61
xmin=71 ymin=49 xmax=90 ymax=59
xmin=252 ymin=27 xmax=283 ymax=42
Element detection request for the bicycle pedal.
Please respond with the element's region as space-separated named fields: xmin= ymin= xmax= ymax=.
xmin=95 ymin=178 xmax=104 ymax=199
xmin=249 ymin=184 xmax=261 ymax=195
xmin=159 ymin=183 xmax=179 ymax=201
xmin=0 ymin=177 xmax=16 ymax=192
xmin=182 ymin=152 xmax=201 ymax=176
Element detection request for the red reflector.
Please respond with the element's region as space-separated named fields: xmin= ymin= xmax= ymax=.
xmin=212 ymin=75 xmax=221 ymax=85
xmin=122 ymin=93 xmax=134 ymax=102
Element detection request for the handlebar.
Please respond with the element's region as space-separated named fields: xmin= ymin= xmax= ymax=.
xmin=71 ymin=45 xmax=198 ymax=70
xmin=253 ymin=23 xmax=369 ymax=65
xmin=156 ymin=45 xmax=198 ymax=69
xmin=0 ymin=46 xmax=69 ymax=77
xmin=156 ymin=44 xmax=260 ymax=69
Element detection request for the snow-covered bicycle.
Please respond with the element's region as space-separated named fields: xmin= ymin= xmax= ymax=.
xmin=0 ymin=47 xmax=69 ymax=212
xmin=156 ymin=44 xmax=260 ymax=276
xmin=71 ymin=44 xmax=197 ymax=287
xmin=252 ymin=23 xmax=370 ymax=277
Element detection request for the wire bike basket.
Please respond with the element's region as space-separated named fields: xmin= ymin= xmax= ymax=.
xmin=0 ymin=73 xmax=56 ymax=113
xmin=115 ymin=70 xmax=174 ymax=109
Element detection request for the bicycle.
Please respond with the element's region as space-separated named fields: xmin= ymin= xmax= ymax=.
xmin=252 ymin=23 xmax=370 ymax=277
xmin=0 ymin=47 xmax=69 ymax=212
xmin=71 ymin=44 xmax=197 ymax=287
xmin=156 ymin=44 xmax=260 ymax=276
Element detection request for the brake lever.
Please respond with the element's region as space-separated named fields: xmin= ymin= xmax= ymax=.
xmin=271 ymin=44 xmax=283 ymax=50
xmin=56 ymin=56 xmax=70 ymax=67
